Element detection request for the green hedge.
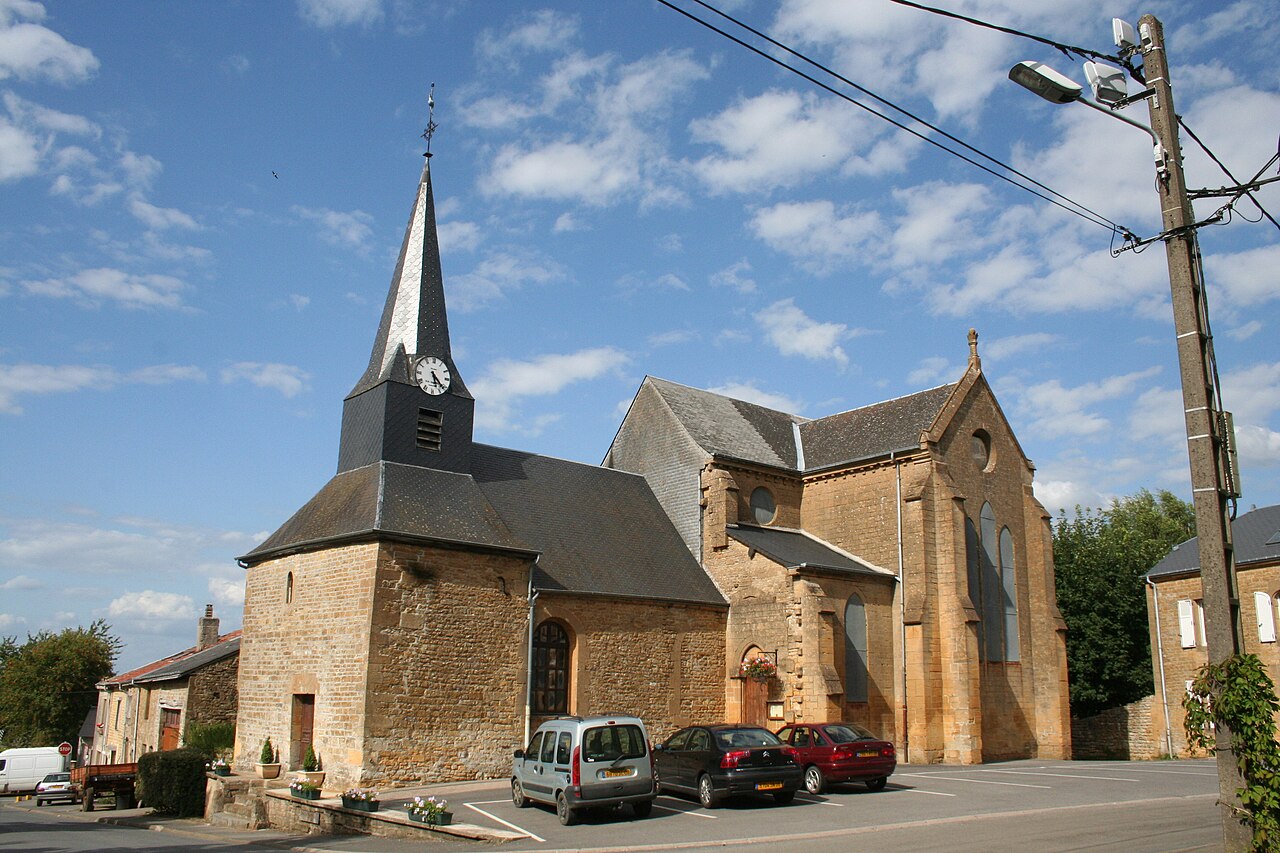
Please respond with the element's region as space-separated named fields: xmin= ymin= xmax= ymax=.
xmin=137 ymin=747 xmax=207 ymax=816
xmin=182 ymin=720 xmax=235 ymax=760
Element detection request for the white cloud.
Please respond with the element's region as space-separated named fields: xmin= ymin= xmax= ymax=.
xmin=908 ymin=356 xmax=952 ymax=386
xmin=755 ymin=298 xmax=851 ymax=367
xmin=983 ymin=333 xmax=1057 ymax=363
xmin=0 ymin=362 xmax=201 ymax=413
xmin=710 ymin=260 xmax=756 ymax=294
xmin=0 ymin=4 xmax=99 ymax=83
xmin=220 ymin=362 xmax=310 ymax=398
xmin=128 ymin=196 xmax=199 ymax=230
xmin=0 ymin=116 xmax=39 ymax=180
xmin=449 ymin=251 xmax=564 ymax=312
xmin=553 ymin=213 xmax=585 ymax=233
xmin=208 ymin=576 xmax=245 ymax=608
xmin=707 ymin=382 xmax=801 ymax=414
xmin=437 ymin=219 xmax=482 ymax=253
xmin=477 ymin=9 xmax=579 ymax=64
xmin=293 ymin=205 xmax=374 ymax=252
xmin=1007 ymin=367 xmax=1164 ymax=440
xmin=486 ymin=138 xmax=639 ymax=206
xmin=108 ymin=590 xmax=196 ymax=621
xmin=297 ymin=0 xmax=382 ymax=29
xmin=288 ymin=294 xmax=310 ymax=311
xmin=749 ymin=200 xmax=883 ymax=274
xmin=0 ymin=613 xmax=25 ymax=630
xmin=472 ymin=347 xmax=629 ymax=432
xmin=0 ymin=574 xmax=40 ymax=590
xmin=23 ymin=267 xmax=192 ymax=309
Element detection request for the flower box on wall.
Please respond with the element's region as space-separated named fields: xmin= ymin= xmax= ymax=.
xmin=342 ymin=796 xmax=379 ymax=812
xmin=408 ymin=810 xmax=453 ymax=825
xmin=293 ymin=788 xmax=321 ymax=801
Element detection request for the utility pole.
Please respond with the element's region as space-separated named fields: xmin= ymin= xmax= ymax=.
xmin=1139 ymin=15 xmax=1246 ymax=848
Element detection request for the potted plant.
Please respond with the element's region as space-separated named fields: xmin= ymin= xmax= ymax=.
xmin=210 ymin=757 xmax=231 ymax=777
xmin=740 ymin=655 xmax=777 ymax=681
xmin=256 ymin=738 xmax=281 ymax=779
xmin=289 ymin=780 xmax=322 ymax=801
xmin=341 ymin=787 xmax=380 ymax=812
xmin=406 ymin=795 xmax=452 ymax=826
xmin=295 ymin=745 xmax=324 ymax=785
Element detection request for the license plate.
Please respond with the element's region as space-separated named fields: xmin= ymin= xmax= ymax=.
xmin=857 ymin=751 xmax=879 ymax=758
xmin=755 ymin=781 xmax=783 ymax=791
xmin=603 ymin=768 xmax=632 ymax=778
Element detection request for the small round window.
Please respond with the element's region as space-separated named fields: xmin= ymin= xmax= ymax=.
xmin=750 ymin=487 xmax=776 ymax=525
xmin=971 ymin=429 xmax=992 ymax=471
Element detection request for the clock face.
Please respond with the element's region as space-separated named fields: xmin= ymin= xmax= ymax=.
xmin=414 ymin=356 xmax=451 ymax=395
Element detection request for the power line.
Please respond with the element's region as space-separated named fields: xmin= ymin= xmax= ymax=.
xmin=656 ymin=0 xmax=1133 ymax=238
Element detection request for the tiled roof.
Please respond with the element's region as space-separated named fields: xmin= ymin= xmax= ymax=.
xmin=101 ymin=631 xmax=242 ymax=687
xmin=646 ymin=377 xmax=952 ymax=473
xmin=727 ymin=524 xmax=894 ymax=578
xmin=1147 ymin=504 xmax=1280 ymax=578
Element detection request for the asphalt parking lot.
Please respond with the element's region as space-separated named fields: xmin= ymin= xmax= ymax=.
xmin=431 ymin=757 xmax=1222 ymax=851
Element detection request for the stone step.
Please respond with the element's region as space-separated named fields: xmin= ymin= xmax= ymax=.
xmin=222 ymin=801 xmax=251 ymax=817
xmin=209 ymin=811 xmax=249 ymax=830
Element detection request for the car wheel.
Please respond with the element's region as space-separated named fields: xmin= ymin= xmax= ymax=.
xmin=773 ymin=791 xmax=795 ymax=805
xmin=697 ymin=774 xmax=720 ymax=809
xmin=866 ymin=776 xmax=887 ymax=792
xmin=511 ymin=778 xmax=529 ymax=808
xmin=556 ymin=791 xmax=577 ymax=826
xmin=804 ymin=764 xmax=825 ymax=795
xmin=35 ymin=799 xmax=43 ymax=807
xmin=633 ymin=799 xmax=653 ymax=818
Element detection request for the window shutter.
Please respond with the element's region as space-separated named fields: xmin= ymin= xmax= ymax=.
xmin=1256 ymin=592 xmax=1277 ymax=643
xmin=1177 ymin=599 xmax=1196 ymax=648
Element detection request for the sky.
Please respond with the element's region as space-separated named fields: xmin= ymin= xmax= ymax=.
xmin=1 ymin=0 xmax=1277 ymax=673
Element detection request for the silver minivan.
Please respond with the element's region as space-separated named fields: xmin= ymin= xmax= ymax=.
xmin=511 ymin=714 xmax=655 ymax=825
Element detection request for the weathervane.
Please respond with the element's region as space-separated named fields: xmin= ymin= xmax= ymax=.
xmin=422 ymin=83 xmax=438 ymax=158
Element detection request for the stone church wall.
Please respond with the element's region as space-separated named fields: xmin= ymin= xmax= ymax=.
xmin=1071 ymin=695 xmax=1162 ymax=759
xmin=536 ymin=593 xmax=727 ymax=743
xmin=188 ymin=654 xmax=239 ymax=727
xmin=234 ymin=542 xmax=379 ymax=791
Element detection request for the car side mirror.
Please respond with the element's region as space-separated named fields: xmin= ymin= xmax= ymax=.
xmin=653 ymin=743 xmax=665 ymax=752
xmin=513 ymin=749 xmax=524 ymax=759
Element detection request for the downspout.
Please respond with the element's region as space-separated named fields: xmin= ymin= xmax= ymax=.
xmin=1146 ymin=577 xmax=1175 ymax=757
xmin=894 ymin=451 xmax=908 ymax=762
xmin=523 ymin=557 xmax=541 ymax=747
xmin=130 ymin=685 xmax=140 ymax=762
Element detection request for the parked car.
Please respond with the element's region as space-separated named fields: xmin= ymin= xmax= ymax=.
xmin=775 ymin=722 xmax=896 ymax=794
xmin=34 ymin=772 xmax=80 ymax=806
xmin=511 ymin=714 xmax=656 ymax=825
xmin=653 ymin=724 xmax=802 ymax=808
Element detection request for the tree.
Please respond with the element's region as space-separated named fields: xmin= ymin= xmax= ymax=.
xmin=0 ymin=620 xmax=121 ymax=748
xmin=1053 ymin=489 xmax=1196 ymax=718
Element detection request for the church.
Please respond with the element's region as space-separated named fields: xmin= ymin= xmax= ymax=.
xmin=232 ymin=147 xmax=1071 ymax=793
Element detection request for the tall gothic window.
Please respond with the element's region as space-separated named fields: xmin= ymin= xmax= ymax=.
xmin=532 ymin=620 xmax=570 ymax=714
xmin=967 ymin=504 xmax=1021 ymax=662
xmin=844 ymin=594 xmax=868 ymax=702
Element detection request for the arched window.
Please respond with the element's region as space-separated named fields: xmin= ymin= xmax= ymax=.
xmin=532 ymin=620 xmax=570 ymax=714
xmin=844 ymin=594 xmax=868 ymax=702
xmin=979 ymin=503 xmax=1001 ymax=660
xmin=1000 ymin=527 xmax=1019 ymax=661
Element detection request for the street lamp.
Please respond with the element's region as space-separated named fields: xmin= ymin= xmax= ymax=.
xmin=1009 ymin=15 xmax=1245 ymax=850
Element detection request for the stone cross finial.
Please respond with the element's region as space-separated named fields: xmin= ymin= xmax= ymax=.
xmin=968 ymin=328 xmax=980 ymax=369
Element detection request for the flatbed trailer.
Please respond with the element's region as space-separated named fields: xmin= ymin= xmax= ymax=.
xmin=70 ymin=763 xmax=136 ymax=811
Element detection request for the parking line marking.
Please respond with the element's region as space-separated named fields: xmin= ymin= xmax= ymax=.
xmin=463 ymin=802 xmax=545 ymax=842
xmin=652 ymin=801 xmax=718 ymax=819
xmin=890 ymin=785 xmax=956 ymax=797
xmin=897 ymin=773 xmax=1051 ymax=789
xmin=1078 ymin=767 xmax=1217 ymax=777
xmin=794 ymin=795 xmax=843 ymax=806
xmin=976 ymin=769 xmax=1141 ymax=782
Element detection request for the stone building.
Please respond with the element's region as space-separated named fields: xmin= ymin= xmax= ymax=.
xmin=91 ymin=605 xmax=239 ymax=762
xmin=233 ymin=149 xmax=1071 ymax=790
xmin=1145 ymin=503 xmax=1280 ymax=756
xmin=605 ymin=341 xmax=1071 ymax=763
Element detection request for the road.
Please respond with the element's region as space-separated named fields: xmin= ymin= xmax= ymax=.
xmin=1 ymin=759 xmax=1224 ymax=852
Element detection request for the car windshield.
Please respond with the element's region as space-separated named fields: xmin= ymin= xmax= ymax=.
xmin=43 ymin=773 xmax=70 ymax=782
xmin=822 ymin=724 xmax=879 ymax=744
xmin=582 ymin=724 xmax=646 ymax=762
xmin=715 ymin=728 xmax=782 ymax=749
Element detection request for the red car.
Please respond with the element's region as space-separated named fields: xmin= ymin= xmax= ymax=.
xmin=775 ymin=722 xmax=896 ymax=794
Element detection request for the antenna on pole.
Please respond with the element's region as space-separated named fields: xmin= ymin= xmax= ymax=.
xmin=422 ymin=83 xmax=438 ymax=159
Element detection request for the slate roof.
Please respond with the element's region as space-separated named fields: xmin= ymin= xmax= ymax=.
xmin=239 ymin=462 xmax=532 ymax=563
xmin=101 ymin=631 xmax=242 ymax=688
xmin=1148 ymin=504 xmax=1280 ymax=578
xmin=240 ymin=447 xmax=725 ymax=607
xmin=727 ymin=525 xmax=894 ymax=578
xmin=646 ymin=377 xmax=954 ymax=473
xmin=472 ymin=445 xmax=725 ymax=605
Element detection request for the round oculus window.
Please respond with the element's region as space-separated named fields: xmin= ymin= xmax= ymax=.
xmin=750 ymin=487 xmax=777 ymax=525
xmin=971 ymin=430 xmax=992 ymax=470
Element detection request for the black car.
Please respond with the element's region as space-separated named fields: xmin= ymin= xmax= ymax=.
xmin=653 ymin=725 xmax=803 ymax=808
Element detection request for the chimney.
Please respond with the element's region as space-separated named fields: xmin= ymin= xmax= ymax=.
xmin=197 ymin=604 xmax=220 ymax=650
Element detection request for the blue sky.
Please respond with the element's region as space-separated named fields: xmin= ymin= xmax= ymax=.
xmin=2 ymin=0 xmax=1277 ymax=672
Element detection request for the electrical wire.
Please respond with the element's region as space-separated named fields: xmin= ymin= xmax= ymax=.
xmin=655 ymin=0 xmax=1134 ymax=239
xmin=1178 ymin=119 xmax=1280 ymax=233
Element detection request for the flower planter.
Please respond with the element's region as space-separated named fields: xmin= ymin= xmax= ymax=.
xmin=408 ymin=811 xmax=452 ymax=825
xmin=213 ymin=767 xmax=231 ymax=777
xmin=256 ymin=763 xmax=281 ymax=779
xmin=294 ymin=771 xmax=325 ymax=786
xmin=292 ymin=788 xmax=321 ymax=801
xmin=342 ymin=796 xmax=379 ymax=812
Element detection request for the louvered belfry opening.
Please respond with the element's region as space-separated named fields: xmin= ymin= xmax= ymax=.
xmin=417 ymin=408 xmax=443 ymax=451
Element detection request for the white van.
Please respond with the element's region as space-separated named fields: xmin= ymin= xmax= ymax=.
xmin=0 ymin=747 xmax=68 ymax=793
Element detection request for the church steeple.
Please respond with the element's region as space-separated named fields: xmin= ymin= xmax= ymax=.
xmin=337 ymin=90 xmax=474 ymax=475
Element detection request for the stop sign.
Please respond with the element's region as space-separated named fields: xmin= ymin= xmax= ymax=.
xmin=58 ymin=741 xmax=72 ymax=756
